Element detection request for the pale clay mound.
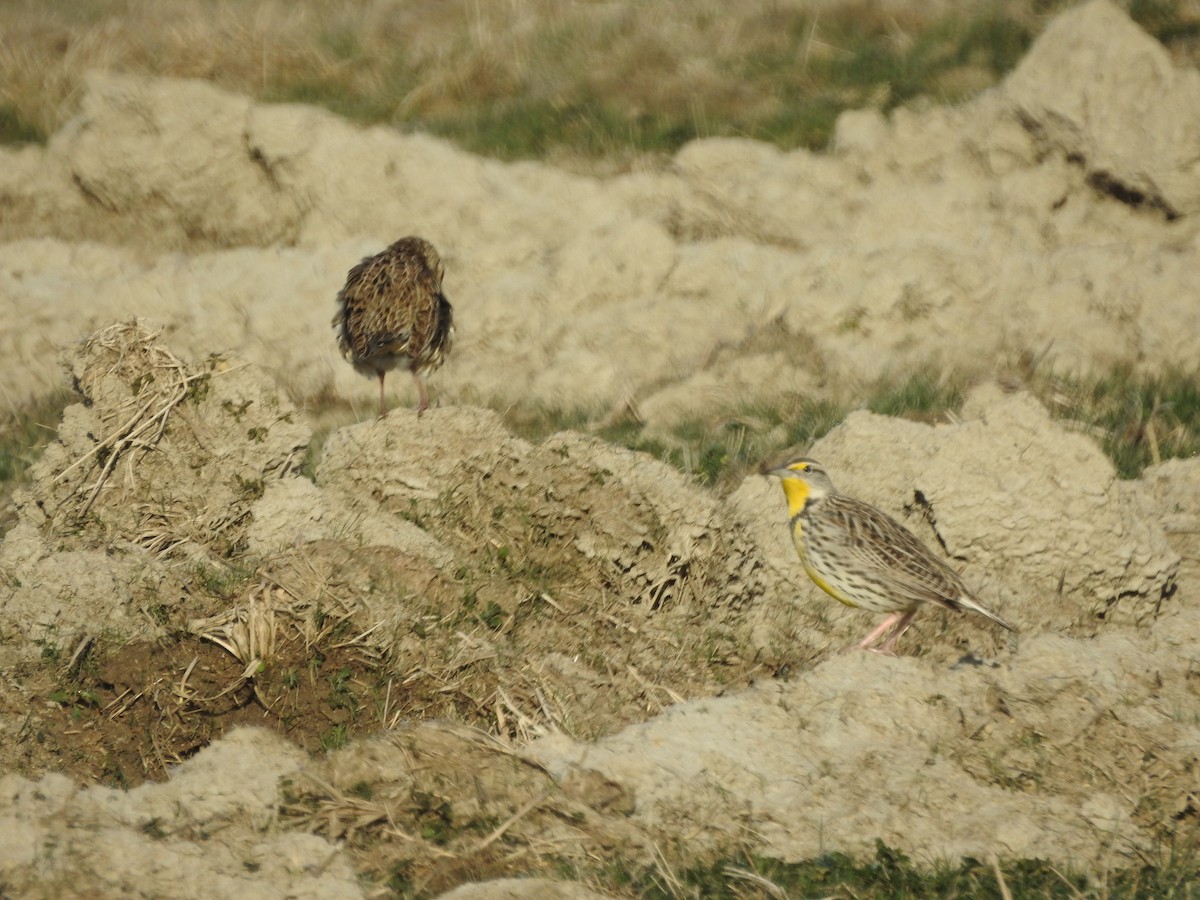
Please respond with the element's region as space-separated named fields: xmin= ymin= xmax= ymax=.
xmin=1 ymin=2 xmax=1199 ymax=898
xmin=0 ymin=332 xmax=1196 ymax=893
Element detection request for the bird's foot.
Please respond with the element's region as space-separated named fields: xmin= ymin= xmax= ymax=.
xmin=864 ymin=645 xmax=899 ymax=657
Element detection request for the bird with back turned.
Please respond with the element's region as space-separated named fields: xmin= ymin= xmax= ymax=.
xmin=333 ymin=236 xmax=454 ymax=417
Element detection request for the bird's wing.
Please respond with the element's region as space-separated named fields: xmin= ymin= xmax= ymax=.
xmin=826 ymin=494 xmax=970 ymax=611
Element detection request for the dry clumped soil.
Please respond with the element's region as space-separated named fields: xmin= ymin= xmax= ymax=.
xmin=1 ymin=2 xmax=1199 ymax=898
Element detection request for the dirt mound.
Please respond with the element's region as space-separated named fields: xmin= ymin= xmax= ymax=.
xmin=0 ymin=323 xmax=1196 ymax=897
xmin=1 ymin=322 xmax=308 ymax=656
xmin=519 ymin=384 xmax=1192 ymax=870
xmin=529 ymin=613 xmax=1200 ymax=866
xmin=0 ymin=728 xmax=361 ymax=899
xmin=1004 ymin=0 xmax=1200 ymax=218
xmin=812 ymin=386 xmax=1177 ymax=631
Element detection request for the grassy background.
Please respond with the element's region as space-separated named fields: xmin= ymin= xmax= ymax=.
xmin=2 ymin=0 xmax=1199 ymax=167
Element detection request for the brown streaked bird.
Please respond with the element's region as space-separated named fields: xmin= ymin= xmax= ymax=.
xmin=769 ymin=457 xmax=1015 ymax=655
xmin=333 ymin=236 xmax=454 ymax=417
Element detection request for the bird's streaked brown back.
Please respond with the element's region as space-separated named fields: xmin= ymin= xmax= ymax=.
xmin=810 ymin=492 xmax=975 ymax=613
xmin=333 ymin=236 xmax=453 ymax=375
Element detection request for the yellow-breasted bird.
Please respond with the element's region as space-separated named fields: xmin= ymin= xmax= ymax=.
xmin=769 ymin=457 xmax=1015 ymax=654
xmin=333 ymin=236 xmax=454 ymax=417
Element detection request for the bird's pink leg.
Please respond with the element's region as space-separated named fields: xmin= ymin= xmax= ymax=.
xmin=852 ymin=612 xmax=902 ymax=652
xmin=377 ymin=371 xmax=389 ymax=418
xmin=413 ymin=372 xmax=430 ymax=417
xmin=874 ymin=609 xmax=918 ymax=655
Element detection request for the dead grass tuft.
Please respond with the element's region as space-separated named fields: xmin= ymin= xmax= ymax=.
xmin=18 ymin=320 xmax=309 ymax=567
xmin=50 ymin=321 xmax=206 ymax=522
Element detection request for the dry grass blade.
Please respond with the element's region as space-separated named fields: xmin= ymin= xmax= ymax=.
xmin=191 ymin=585 xmax=279 ymax=667
xmin=721 ymin=864 xmax=792 ymax=899
xmin=627 ymin=664 xmax=685 ymax=709
xmin=258 ymin=568 xmax=374 ymax=653
xmin=990 ymin=855 xmax=1014 ymax=900
xmin=494 ymin=686 xmax=551 ymax=743
xmin=471 ymin=790 xmax=551 ymax=853
xmin=174 ymin=655 xmax=200 ymax=704
xmin=652 ymin=843 xmax=685 ymax=899
xmin=288 ymin=772 xmax=456 ymax=855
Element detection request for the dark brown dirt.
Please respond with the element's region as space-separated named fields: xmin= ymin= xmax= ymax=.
xmin=8 ymin=628 xmax=386 ymax=788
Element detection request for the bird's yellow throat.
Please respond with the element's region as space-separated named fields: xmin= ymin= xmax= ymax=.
xmin=779 ymin=476 xmax=812 ymax=519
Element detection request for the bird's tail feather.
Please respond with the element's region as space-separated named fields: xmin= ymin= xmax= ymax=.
xmin=958 ymin=596 xmax=1016 ymax=632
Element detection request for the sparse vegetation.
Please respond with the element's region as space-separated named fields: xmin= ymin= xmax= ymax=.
xmin=581 ymin=840 xmax=1200 ymax=899
xmin=3 ymin=1 xmax=1200 ymax=162
xmin=868 ymin=368 xmax=967 ymax=422
xmin=0 ymin=390 xmax=73 ymax=536
xmin=3 ymin=370 xmax=1198 ymax=893
xmin=1042 ymin=365 xmax=1200 ymax=479
xmin=497 ymin=364 xmax=1200 ymax=491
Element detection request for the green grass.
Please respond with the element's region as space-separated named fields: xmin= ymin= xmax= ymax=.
xmin=867 ymin=369 xmax=967 ymax=422
xmin=503 ymin=370 xmax=966 ymax=491
xmin=0 ymin=391 xmax=71 ymax=484
xmin=585 ymin=839 xmax=1200 ymax=899
xmin=1043 ymin=366 xmax=1200 ymax=479
xmin=1131 ymin=0 xmax=1200 ymax=44
xmin=500 ymin=365 xmax=1200 ymax=490
xmin=388 ymin=4 xmax=1041 ymax=158
xmin=0 ymin=103 xmax=45 ymax=145
xmin=0 ymin=391 xmax=73 ymax=537
xmin=602 ymin=397 xmax=848 ymax=490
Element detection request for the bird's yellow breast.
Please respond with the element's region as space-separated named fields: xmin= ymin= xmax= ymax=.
xmin=788 ymin=509 xmax=860 ymax=610
xmin=802 ymin=557 xmax=859 ymax=609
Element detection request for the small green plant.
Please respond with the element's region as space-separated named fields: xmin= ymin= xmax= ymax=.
xmin=221 ymin=399 xmax=253 ymax=420
xmin=184 ymin=373 xmax=211 ymax=404
xmin=327 ymin=666 xmax=359 ymax=713
xmin=478 ymin=601 xmax=506 ymax=631
xmin=232 ymin=474 xmax=265 ymax=502
xmin=319 ymin=723 xmax=349 ymax=752
xmin=141 ymin=819 xmax=168 ymax=840
xmin=101 ymin=755 xmax=129 ymax=790
xmin=385 ymin=861 xmax=414 ymax=894
xmin=194 ymin=560 xmax=257 ymax=601
xmin=411 ymin=791 xmax=455 ymax=846
xmin=38 ymin=642 xmax=62 ymax=664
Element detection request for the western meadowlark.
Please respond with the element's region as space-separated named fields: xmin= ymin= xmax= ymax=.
xmin=768 ymin=457 xmax=1015 ymax=654
xmin=333 ymin=236 xmax=454 ymax=417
